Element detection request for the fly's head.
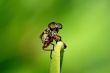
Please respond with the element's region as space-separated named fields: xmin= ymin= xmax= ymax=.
xmin=48 ymin=22 xmax=62 ymax=32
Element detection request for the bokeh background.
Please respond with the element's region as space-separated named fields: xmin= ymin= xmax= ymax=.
xmin=0 ymin=0 xmax=110 ymax=73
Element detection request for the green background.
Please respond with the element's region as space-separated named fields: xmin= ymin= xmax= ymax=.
xmin=0 ymin=0 xmax=110 ymax=73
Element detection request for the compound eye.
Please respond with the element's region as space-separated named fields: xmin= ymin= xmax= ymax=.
xmin=48 ymin=22 xmax=56 ymax=30
xmin=50 ymin=24 xmax=56 ymax=29
xmin=56 ymin=23 xmax=62 ymax=29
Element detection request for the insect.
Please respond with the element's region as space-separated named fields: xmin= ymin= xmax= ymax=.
xmin=40 ymin=22 xmax=66 ymax=58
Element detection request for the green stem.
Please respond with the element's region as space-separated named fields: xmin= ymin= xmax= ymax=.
xmin=49 ymin=41 xmax=65 ymax=73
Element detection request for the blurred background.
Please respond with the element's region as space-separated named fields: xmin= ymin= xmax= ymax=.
xmin=0 ymin=0 xmax=110 ymax=73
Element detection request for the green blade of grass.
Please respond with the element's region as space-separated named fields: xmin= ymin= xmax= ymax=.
xmin=49 ymin=41 xmax=65 ymax=73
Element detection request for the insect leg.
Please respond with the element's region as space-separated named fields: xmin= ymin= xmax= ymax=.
xmin=63 ymin=43 xmax=67 ymax=49
xmin=51 ymin=43 xmax=55 ymax=51
xmin=54 ymin=35 xmax=61 ymax=44
xmin=50 ymin=50 xmax=52 ymax=59
xmin=50 ymin=43 xmax=54 ymax=59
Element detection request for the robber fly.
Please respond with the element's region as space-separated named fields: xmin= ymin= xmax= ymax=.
xmin=40 ymin=22 xmax=66 ymax=58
